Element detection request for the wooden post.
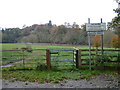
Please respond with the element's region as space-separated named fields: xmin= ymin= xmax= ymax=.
xmin=78 ymin=49 xmax=82 ymax=67
xmin=76 ymin=49 xmax=82 ymax=68
xmin=101 ymin=34 xmax=104 ymax=56
xmin=46 ymin=49 xmax=51 ymax=69
xmin=75 ymin=49 xmax=78 ymax=68
xmin=22 ymin=51 xmax=25 ymax=68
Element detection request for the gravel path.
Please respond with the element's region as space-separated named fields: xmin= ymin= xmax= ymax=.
xmin=2 ymin=74 xmax=119 ymax=88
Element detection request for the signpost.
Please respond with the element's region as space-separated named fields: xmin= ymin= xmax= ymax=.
xmin=86 ymin=23 xmax=106 ymax=32
xmin=86 ymin=18 xmax=106 ymax=70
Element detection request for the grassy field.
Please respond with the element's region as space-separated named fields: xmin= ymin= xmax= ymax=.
xmin=1 ymin=43 xmax=119 ymax=68
xmin=1 ymin=43 xmax=87 ymax=66
xmin=1 ymin=43 xmax=119 ymax=83
xmin=1 ymin=43 xmax=88 ymax=50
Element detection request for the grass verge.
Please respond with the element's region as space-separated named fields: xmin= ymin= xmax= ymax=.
xmin=2 ymin=67 xmax=101 ymax=83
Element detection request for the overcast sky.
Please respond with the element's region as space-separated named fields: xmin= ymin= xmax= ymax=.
xmin=0 ymin=0 xmax=118 ymax=28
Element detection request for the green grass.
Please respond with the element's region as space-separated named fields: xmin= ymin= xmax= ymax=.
xmin=1 ymin=43 xmax=119 ymax=83
xmin=2 ymin=66 xmax=119 ymax=83
xmin=1 ymin=43 xmax=86 ymax=50
xmin=2 ymin=67 xmax=101 ymax=83
xmin=1 ymin=43 xmax=85 ymax=66
xmin=1 ymin=44 xmax=47 ymax=65
xmin=1 ymin=43 xmax=119 ymax=67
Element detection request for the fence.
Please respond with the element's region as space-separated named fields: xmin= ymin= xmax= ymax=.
xmin=74 ymin=49 xmax=120 ymax=69
xmin=1 ymin=49 xmax=76 ymax=69
xmin=1 ymin=49 xmax=48 ymax=69
xmin=50 ymin=49 xmax=75 ymax=67
xmin=1 ymin=48 xmax=120 ymax=70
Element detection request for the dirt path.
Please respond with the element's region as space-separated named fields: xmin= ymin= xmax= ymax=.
xmin=2 ymin=74 xmax=119 ymax=88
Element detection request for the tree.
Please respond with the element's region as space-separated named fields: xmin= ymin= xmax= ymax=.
xmin=111 ymin=0 xmax=120 ymax=37
xmin=92 ymin=34 xmax=101 ymax=55
xmin=72 ymin=22 xmax=79 ymax=29
xmin=93 ymin=34 xmax=101 ymax=49
xmin=1 ymin=21 xmax=88 ymax=45
xmin=111 ymin=1 xmax=120 ymax=62
xmin=111 ymin=35 xmax=120 ymax=49
xmin=104 ymin=31 xmax=116 ymax=47
xmin=111 ymin=17 xmax=120 ymax=37
xmin=2 ymin=28 xmax=21 ymax=43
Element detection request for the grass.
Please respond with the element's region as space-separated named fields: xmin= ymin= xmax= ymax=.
xmin=1 ymin=43 xmax=47 ymax=66
xmin=1 ymin=50 xmax=46 ymax=66
xmin=2 ymin=66 xmax=119 ymax=84
xmin=1 ymin=43 xmax=119 ymax=67
xmin=1 ymin=43 xmax=119 ymax=83
xmin=1 ymin=43 xmax=86 ymax=50
xmin=1 ymin=43 xmax=84 ymax=66
xmin=2 ymin=67 xmax=101 ymax=83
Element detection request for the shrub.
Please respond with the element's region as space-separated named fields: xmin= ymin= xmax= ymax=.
xmin=36 ymin=62 xmax=47 ymax=70
xmin=95 ymin=55 xmax=110 ymax=66
xmin=111 ymin=35 xmax=120 ymax=49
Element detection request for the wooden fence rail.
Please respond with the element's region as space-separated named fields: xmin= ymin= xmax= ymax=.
xmin=1 ymin=49 xmax=51 ymax=69
xmin=75 ymin=49 xmax=120 ymax=68
xmin=1 ymin=48 xmax=120 ymax=69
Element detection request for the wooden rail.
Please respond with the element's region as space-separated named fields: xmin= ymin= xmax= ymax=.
xmin=75 ymin=49 xmax=120 ymax=68
xmin=1 ymin=48 xmax=120 ymax=69
xmin=80 ymin=49 xmax=120 ymax=51
xmin=1 ymin=49 xmax=49 ymax=69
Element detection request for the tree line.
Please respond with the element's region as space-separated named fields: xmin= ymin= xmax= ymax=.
xmin=1 ymin=21 xmax=119 ymax=48
xmin=1 ymin=21 xmax=88 ymax=45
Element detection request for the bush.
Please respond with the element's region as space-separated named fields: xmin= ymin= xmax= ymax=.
xmin=95 ymin=55 xmax=111 ymax=66
xmin=111 ymin=35 xmax=120 ymax=49
xmin=36 ymin=62 xmax=47 ymax=70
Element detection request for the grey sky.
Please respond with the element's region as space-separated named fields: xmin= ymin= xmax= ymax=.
xmin=0 ymin=0 xmax=117 ymax=28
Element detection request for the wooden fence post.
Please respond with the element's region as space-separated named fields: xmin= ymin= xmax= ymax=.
xmin=46 ymin=49 xmax=51 ymax=69
xmin=78 ymin=49 xmax=82 ymax=66
xmin=75 ymin=49 xmax=82 ymax=69
xmin=75 ymin=49 xmax=79 ymax=68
